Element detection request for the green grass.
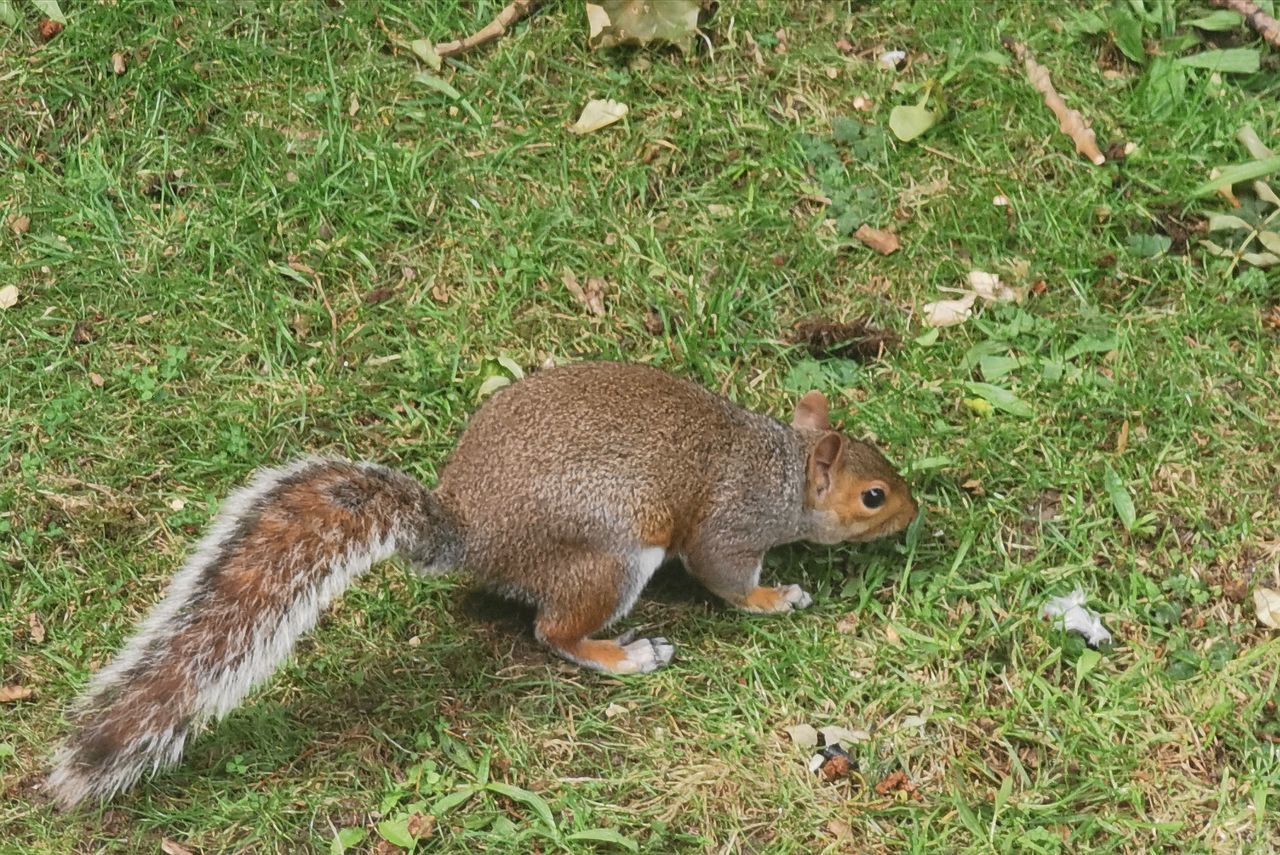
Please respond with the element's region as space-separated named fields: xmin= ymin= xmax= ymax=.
xmin=2 ymin=0 xmax=1279 ymax=852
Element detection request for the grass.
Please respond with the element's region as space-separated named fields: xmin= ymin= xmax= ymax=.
xmin=2 ymin=0 xmax=1279 ymax=852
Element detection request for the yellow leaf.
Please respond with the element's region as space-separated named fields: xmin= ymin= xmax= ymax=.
xmin=569 ymin=99 xmax=628 ymax=135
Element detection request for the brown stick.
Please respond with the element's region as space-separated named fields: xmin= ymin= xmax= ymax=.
xmin=1002 ymin=38 xmax=1106 ymax=166
xmin=1210 ymin=0 xmax=1280 ymax=48
xmin=434 ymin=0 xmax=539 ymax=59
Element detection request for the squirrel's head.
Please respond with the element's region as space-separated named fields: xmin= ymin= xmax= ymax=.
xmin=792 ymin=390 xmax=919 ymax=545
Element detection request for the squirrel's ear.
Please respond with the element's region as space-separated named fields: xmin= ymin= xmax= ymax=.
xmin=792 ymin=391 xmax=830 ymax=431
xmin=806 ymin=432 xmax=846 ymax=500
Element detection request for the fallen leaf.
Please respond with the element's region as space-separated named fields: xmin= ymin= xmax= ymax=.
xmin=168 ymin=497 xmax=185 ymax=511
xmin=27 ymin=612 xmax=45 ymax=644
xmin=604 ymin=702 xmax=628 ymax=719
xmin=561 ymin=270 xmax=606 ymax=315
xmin=569 ymin=99 xmax=628 ymax=134
xmin=1255 ymin=587 xmax=1280 ymax=629
xmin=0 ymin=285 xmax=18 ymax=309
xmin=405 ymin=812 xmax=435 ymax=839
xmin=900 ymin=714 xmax=927 ymax=729
xmin=111 ymin=51 xmax=126 ymax=75
xmin=8 ymin=214 xmax=29 ymax=235
xmin=410 ymin=38 xmax=442 ymax=71
xmin=922 ymin=293 xmax=976 ymax=327
xmin=854 ymin=224 xmax=900 ymax=255
xmin=888 ymin=103 xmax=939 ymax=142
xmin=967 ymin=270 xmax=1022 ymax=303
xmin=0 ymin=685 xmax=34 ymax=703
xmin=586 ymin=0 xmax=701 ymax=52
xmin=826 ymin=819 xmax=853 ymax=840
xmin=835 ymin=613 xmax=859 ymax=633
xmin=89 ymin=372 xmax=105 ymax=387
xmin=160 ymin=839 xmax=195 ymax=855
xmin=883 ymin=624 xmax=901 ymax=645
xmin=784 ymin=723 xmax=819 ymax=748
xmin=963 ymin=381 xmax=1034 ymax=418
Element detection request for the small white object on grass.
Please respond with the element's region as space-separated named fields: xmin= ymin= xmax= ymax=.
xmin=1042 ymin=587 xmax=1112 ymax=647
xmin=879 ymin=50 xmax=906 ymax=69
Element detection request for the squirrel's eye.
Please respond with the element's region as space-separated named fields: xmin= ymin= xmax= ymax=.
xmin=862 ymin=487 xmax=886 ymax=509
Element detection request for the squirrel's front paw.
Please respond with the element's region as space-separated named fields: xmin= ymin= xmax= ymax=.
xmin=736 ymin=584 xmax=814 ymax=614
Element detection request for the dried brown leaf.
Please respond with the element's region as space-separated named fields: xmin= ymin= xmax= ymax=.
xmin=111 ymin=51 xmax=126 ymax=75
xmin=854 ymin=224 xmax=900 ymax=255
xmin=27 ymin=612 xmax=45 ymax=644
xmin=0 ymin=285 xmax=18 ymax=309
xmin=9 ymin=214 xmax=30 ymax=235
xmin=0 ymin=684 xmax=34 ymax=703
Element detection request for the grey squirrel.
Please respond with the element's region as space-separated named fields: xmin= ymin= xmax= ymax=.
xmin=47 ymin=361 xmax=918 ymax=809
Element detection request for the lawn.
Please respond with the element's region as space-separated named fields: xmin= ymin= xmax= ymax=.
xmin=2 ymin=0 xmax=1279 ymax=852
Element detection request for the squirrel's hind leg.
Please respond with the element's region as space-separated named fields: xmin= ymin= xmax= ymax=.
xmin=531 ymin=549 xmax=674 ymax=675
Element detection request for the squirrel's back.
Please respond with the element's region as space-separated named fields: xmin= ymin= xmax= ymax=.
xmin=437 ymin=362 xmax=802 ymax=571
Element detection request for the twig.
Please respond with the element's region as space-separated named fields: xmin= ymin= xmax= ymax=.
xmin=435 ymin=0 xmax=539 ymax=59
xmin=1002 ymin=38 xmax=1106 ymax=166
xmin=1211 ymin=0 xmax=1280 ymax=48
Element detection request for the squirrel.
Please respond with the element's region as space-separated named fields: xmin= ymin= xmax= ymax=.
xmin=46 ymin=360 xmax=917 ymax=809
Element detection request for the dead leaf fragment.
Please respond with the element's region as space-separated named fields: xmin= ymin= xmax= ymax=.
xmin=1255 ymin=587 xmax=1280 ymax=629
xmin=406 ymin=812 xmax=436 ymax=839
xmin=0 ymin=285 xmax=18 ymax=309
xmin=89 ymin=372 xmax=105 ymax=387
xmin=586 ymin=0 xmax=701 ymax=52
xmin=922 ymin=293 xmax=976 ymax=327
xmin=160 ymin=839 xmax=196 ymax=855
xmin=569 ymin=98 xmax=628 ymax=135
xmin=111 ymin=52 xmax=126 ymax=75
xmin=874 ymin=769 xmax=922 ymax=800
xmin=28 ymin=612 xmax=46 ymax=644
xmin=784 ymin=723 xmax=819 ymax=748
xmin=604 ymin=702 xmax=628 ymax=719
xmin=9 ymin=214 xmax=30 ymax=235
xmin=967 ymin=270 xmax=1020 ymax=302
xmin=561 ymin=270 xmax=606 ymax=316
xmin=854 ymin=224 xmax=900 ymax=255
xmin=0 ymin=684 xmax=34 ymax=703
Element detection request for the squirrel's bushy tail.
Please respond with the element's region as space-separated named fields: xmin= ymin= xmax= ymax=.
xmin=47 ymin=457 xmax=461 ymax=810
